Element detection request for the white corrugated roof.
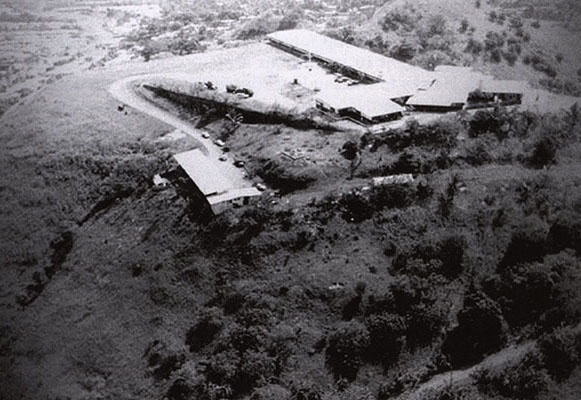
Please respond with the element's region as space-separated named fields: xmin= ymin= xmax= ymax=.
xmin=316 ymin=85 xmax=404 ymax=118
xmin=355 ymin=98 xmax=405 ymax=119
xmin=267 ymin=29 xmax=431 ymax=85
xmin=408 ymin=67 xmax=487 ymax=107
xmin=174 ymin=149 xmax=234 ymax=196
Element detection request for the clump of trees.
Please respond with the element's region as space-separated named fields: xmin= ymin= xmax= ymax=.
xmin=472 ymin=349 xmax=550 ymax=399
xmin=442 ymin=286 xmax=506 ymax=367
xmin=325 ymin=321 xmax=370 ymax=380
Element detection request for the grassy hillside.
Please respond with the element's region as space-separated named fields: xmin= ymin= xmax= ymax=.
xmin=1 ymin=39 xmax=581 ymax=399
xmin=1 ymin=1 xmax=581 ymax=399
xmin=348 ymin=0 xmax=581 ymax=95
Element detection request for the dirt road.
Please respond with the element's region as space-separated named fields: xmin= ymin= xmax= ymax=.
xmin=400 ymin=320 xmax=581 ymax=399
xmin=108 ymin=74 xmax=251 ymax=188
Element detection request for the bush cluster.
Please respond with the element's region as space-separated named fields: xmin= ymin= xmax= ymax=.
xmin=472 ymin=349 xmax=550 ymax=399
xmin=442 ymin=287 xmax=506 ymax=367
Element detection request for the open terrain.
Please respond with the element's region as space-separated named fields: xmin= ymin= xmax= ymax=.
xmin=2 ymin=1 xmax=581 ymax=400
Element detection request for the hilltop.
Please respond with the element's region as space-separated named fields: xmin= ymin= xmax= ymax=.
xmin=1 ymin=1 xmax=581 ymax=400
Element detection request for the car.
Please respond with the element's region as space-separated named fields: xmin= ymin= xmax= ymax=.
xmin=234 ymin=160 xmax=245 ymax=168
xmin=214 ymin=139 xmax=225 ymax=147
xmin=201 ymin=132 xmax=210 ymax=139
xmin=219 ymin=155 xmax=228 ymax=162
xmin=255 ymin=183 xmax=267 ymax=191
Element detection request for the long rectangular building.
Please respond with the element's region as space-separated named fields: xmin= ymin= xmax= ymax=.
xmin=266 ymin=29 xmax=432 ymax=87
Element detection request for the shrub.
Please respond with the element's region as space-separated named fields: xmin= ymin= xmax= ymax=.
xmin=250 ymin=384 xmax=291 ymax=400
xmin=381 ymin=7 xmax=418 ymax=32
xmin=539 ymin=326 xmax=581 ymax=381
xmin=369 ymin=183 xmax=416 ymax=210
xmin=186 ymin=307 xmax=224 ymax=352
xmin=438 ymin=234 xmax=467 ymax=278
xmin=389 ymin=41 xmax=416 ymax=62
xmin=527 ymin=136 xmax=557 ymax=168
xmin=472 ymin=349 xmax=550 ymax=399
xmin=339 ymin=190 xmax=373 ymax=223
xmin=499 ymin=216 xmax=548 ymax=269
xmin=442 ymin=287 xmax=506 ymax=367
xmin=502 ymin=50 xmax=518 ymax=65
xmin=488 ymin=48 xmax=502 ymax=63
xmin=486 ymin=249 xmax=581 ymax=329
xmin=547 ymin=210 xmax=581 ymax=253
xmin=484 ymin=31 xmax=505 ymax=50
xmin=289 ymin=381 xmax=323 ymax=400
xmin=392 ymin=149 xmax=431 ymax=174
xmin=166 ymin=377 xmax=198 ymax=400
xmin=463 ymin=139 xmax=492 ymax=166
xmin=406 ymin=301 xmax=448 ymax=348
xmin=325 ymin=321 xmax=370 ymax=381
xmin=420 ymin=15 xmax=448 ymax=37
xmin=525 ymin=52 xmax=558 ymax=78
xmin=469 ymin=109 xmax=504 ymax=136
xmin=254 ymin=158 xmax=320 ymax=194
xmin=364 ymin=313 xmax=406 ymax=367
xmin=465 ymin=38 xmax=483 ymax=55
xmin=235 ymin=350 xmax=276 ymax=393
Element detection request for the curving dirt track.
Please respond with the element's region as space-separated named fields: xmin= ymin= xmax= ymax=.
xmin=108 ymin=74 xmax=251 ymax=189
xmin=400 ymin=320 xmax=581 ymax=399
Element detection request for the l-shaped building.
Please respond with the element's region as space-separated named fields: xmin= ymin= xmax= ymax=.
xmin=266 ymin=29 xmax=527 ymax=124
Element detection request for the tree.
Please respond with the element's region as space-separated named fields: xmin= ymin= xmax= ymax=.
xmin=438 ymin=234 xmax=467 ymax=278
xmin=499 ymin=216 xmax=548 ymax=270
xmin=539 ymin=327 xmax=581 ymax=381
xmin=389 ymin=41 xmax=416 ymax=62
xmin=528 ymin=136 xmax=556 ymax=168
xmin=364 ymin=313 xmax=406 ymax=368
xmin=186 ymin=307 xmax=224 ymax=352
xmin=325 ymin=321 xmax=370 ymax=381
xmin=547 ymin=210 xmax=581 ymax=253
xmin=442 ymin=287 xmax=506 ymax=367
xmin=339 ymin=140 xmax=361 ymax=179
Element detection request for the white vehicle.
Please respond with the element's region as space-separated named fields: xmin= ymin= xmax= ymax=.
xmin=255 ymin=183 xmax=267 ymax=191
xmin=214 ymin=139 xmax=225 ymax=147
xmin=219 ymin=155 xmax=228 ymax=162
xmin=201 ymin=132 xmax=210 ymax=139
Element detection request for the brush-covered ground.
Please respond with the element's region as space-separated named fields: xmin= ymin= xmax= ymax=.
xmin=2 ymin=1 xmax=581 ymax=399
xmin=1 ymin=37 xmax=581 ymax=400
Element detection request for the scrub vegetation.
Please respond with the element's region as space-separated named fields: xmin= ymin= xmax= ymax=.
xmin=1 ymin=1 xmax=581 ymax=400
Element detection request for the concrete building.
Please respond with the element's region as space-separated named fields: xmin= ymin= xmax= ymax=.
xmin=266 ymin=29 xmax=432 ymax=86
xmin=315 ymin=84 xmax=406 ymax=124
xmin=174 ymin=149 xmax=261 ymax=215
xmin=268 ymin=30 xmax=527 ymax=117
xmin=408 ymin=66 xmax=489 ymax=112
